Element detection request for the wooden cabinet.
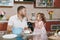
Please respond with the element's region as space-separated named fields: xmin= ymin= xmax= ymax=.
xmin=46 ymin=21 xmax=60 ymax=32
xmin=0 ymin=21 xmax=60 ymax=32
xmin=54 ymin=0 xmax=60 ymax=7
xmin=0 ymin=22 xmax=7 ymax=31
xmin=0 ymin=23 xmax=3 ymax=31
xmin=30 ymin=21 xmax=60 ymax=32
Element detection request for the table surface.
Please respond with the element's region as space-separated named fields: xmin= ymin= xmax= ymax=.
xmin=0 ymin=33 xmax=34 ymax=40
xmin=48 ymin=35 xmax=60 ymax=40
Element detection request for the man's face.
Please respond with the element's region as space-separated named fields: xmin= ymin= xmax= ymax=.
xmin=18 ymin=8 xmax=26 ymax=17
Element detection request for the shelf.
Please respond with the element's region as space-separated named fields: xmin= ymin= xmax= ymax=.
xmin=14 ymin=1 xmax=34 ymax=4
xmin=0 ymin=6 xmax=13 ymax=8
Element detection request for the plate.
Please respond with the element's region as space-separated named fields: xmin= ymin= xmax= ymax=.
xmin=24 ymin=30 xmax=30 ymax=34
xmin=2 ymin=34 xmax=17 ymax=39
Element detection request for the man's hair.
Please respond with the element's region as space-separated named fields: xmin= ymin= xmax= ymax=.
xmin=17 ymin=6 xmax=26 ymax=13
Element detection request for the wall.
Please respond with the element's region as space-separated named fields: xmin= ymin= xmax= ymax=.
xmin=0 ymin=4 xmax=60 ymax=19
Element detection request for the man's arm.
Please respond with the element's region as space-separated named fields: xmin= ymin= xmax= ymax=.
xmin=7 ymin=25 xmax=12 ymax=34
xmin=7 ymin=16 xmax=13 ymax=34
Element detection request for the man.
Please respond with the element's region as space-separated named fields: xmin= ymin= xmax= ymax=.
xmin=7 ymin=6 xmax=28 ymax=40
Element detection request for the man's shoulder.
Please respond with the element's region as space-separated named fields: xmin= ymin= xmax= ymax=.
xmin=10 ymin=15 xmax=17 ymax=18
xmin=24 ymin=17 xmax=28 ymax=21
xmin=9 ymin=15 xmax=17 ymax=20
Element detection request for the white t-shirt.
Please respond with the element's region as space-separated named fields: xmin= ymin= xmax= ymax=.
xmin=8 ymin=15 xmax=28 ymax=29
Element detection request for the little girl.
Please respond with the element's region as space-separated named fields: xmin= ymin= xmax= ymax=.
xmin=33 ymin=13 xmax=48 ymax=40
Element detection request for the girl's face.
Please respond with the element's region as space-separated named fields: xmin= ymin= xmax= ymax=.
xmin=36 ymin=14 xmax=42 ymax=21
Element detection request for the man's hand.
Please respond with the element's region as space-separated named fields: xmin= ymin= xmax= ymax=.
xmin=7 ymin=25 xmax=12 ymax=34
xmin=24 ymin=27 xmax=28 ymax=30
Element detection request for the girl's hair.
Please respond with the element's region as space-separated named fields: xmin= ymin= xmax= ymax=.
xmin=37 ymin=13 xmax=46 ymax=23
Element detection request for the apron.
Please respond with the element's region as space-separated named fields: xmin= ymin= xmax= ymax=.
xmin=12 ymin=27 xmax=23 ymax=40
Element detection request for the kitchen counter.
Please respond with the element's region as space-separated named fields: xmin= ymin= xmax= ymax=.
xmin=29 ymin=20 xmax=60 ymax=23
xmin=0 ymin=33 xmax=36 ymax=40
xmin=48 ymin=35 xmax=60 ymax=40
xmin=0 ymin=19 xmax=60 ymax=23
xmin=47 ymin=20 xmax=60 ymax=21
xmin=0 ymin=21 xmax=8 ymax=23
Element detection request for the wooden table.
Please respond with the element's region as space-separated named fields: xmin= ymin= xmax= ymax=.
xmin=48 ymin=35 xmax=60 ymax=40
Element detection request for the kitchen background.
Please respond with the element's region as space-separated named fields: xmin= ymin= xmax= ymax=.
xmin=0 ymin=2 xmax=60 ymax=20
xmin=0 ymin=0 xmax=60 ymax=31
xmin=0 ymin=0 xmax=60 ymax=40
